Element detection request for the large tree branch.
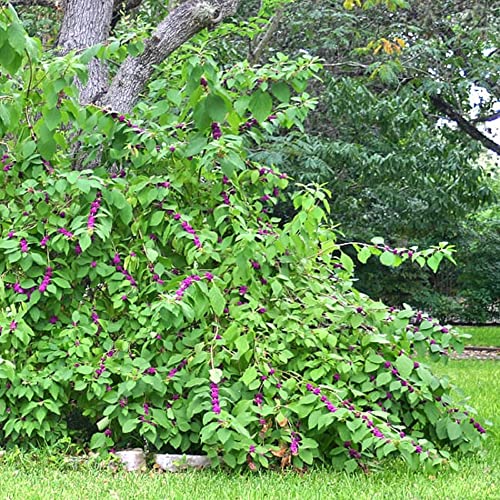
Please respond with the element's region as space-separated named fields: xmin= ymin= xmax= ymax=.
xmin=430 ymin=95 xmax=500 ymax=156
xmin=249 ymin=7 xmax=283 ymax=65
xmin=101 ymin=0 xmax=242 ymax=113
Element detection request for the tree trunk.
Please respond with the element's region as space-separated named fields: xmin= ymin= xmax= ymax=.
xmin=57 ymin=0 xmax=115 ymax=104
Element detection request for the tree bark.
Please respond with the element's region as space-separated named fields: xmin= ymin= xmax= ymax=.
xmin=57 ymin=0 xmax=115 ymax=104
xmin=101 ymin=0 xmax=242 ymax=113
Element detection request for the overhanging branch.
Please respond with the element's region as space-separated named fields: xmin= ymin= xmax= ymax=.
xmin=101 ymin=0 xmax=242 ymax=113
xmin=430 ymin=95 xmax=500 ymax=156
xmin=249 ymin=7 xmax=284 ymax=65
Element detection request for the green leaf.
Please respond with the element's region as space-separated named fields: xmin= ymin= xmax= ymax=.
xmin=206 ymin=94 xmax=228 ymax=122
xmin=127 ymin=40 xmax=145 ymax=57
xmin=79 ymin=233 xmax=91 ymax=252
xmin=52 ymin=277 xmax=71 ymax=289
xmin=241 ymin=366 xmax=258 ymax=386
xmin=119 ymin=203 xmax=133 ymax=225
xmin=249 ymin=90 xmax=272 ymax=123
xmin=111 ymin=189 xmax=128 ymax=210
xmin=427 ymin=253 xmax=443 ymax=273
xmin=376 ymin=372 xmax=392 ymax=386
xmin=380 ymin=251 xmax=396 ymax=266
xmin=122 ymin=419 xmax=139 ymax=433
xmin=90 ymin=432 xmax=106 ymax=449
xmin=357 ymin=246 xmax=371 ymax=264
xmin=223 ymin=453 xmax=236 ymax=468
xmin=271 ymin=82 xmax=291 ymax=103
xmin=299 ymin=448 xmax=314 ymax=464
xmin=340 ymin=252 xmax=354 ymax=273
xmin=150 ymin=211 xmax=164 ymax=226
xmin=145 ymin=247 xmax=158 ymax=262
xmin=447 ymin=421 xmax=462 ymax=440
xmin=44 ymin=107 xmax=62 ymax=131
xmin=153 ymin=410 xmax=170 ymax=429
xmin=21 ymin=140 xmax=37 ymax=158
xmin=234 ymin=95 xmax=250 ymax=116
xmin=37 ymin=123 xmax=57 ymax=159
xmin=185 ymin=135 xmax=207 ymax=156
xmin=395 ymin=355 xmax=413 ymax=378
xmin=208 ymin=284 xmax=226 ymax=316
xmin=235 ymin=335 xmax=249 ymax=356
xmin=350 ymin=314 xmax=363 ymax=328
xmin=209 ymin=368 xmax=223 ymax=384
xmin=96 ymin=416 xmax=110 ymax=431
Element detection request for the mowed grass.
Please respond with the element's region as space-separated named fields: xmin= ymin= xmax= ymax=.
xmin=457 ymin=325 xmax=500 ymax=347
xmin=0 ymin=360 xmax=498 ymax=500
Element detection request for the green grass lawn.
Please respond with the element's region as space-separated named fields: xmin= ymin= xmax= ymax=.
xmin=0 ymin=360 xmax=498 ymax=500
xmin=457 ymin=325 xmax=500 ymax=347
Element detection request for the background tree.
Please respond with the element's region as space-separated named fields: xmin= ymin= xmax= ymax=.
xmin=226 ymin=0 xmax=500 ymax=321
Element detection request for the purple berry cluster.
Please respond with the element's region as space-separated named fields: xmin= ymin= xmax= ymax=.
xmin=290 ymin=432 xmax=301 ymax=456
xmin=171 ymin=212 xmax=202 ymax=249
xmin=306 ymin=383 xmax=337 ymax=413
xmin=344 ymin=441 xmax=361 ymax=459
xmin=20 ymin=238 xmax=29 ymax=253
xmin=377 ymin=244 xmax=414 ymax=258
xmin=181 ymin=220 xmax=201 ymax=249
xmin=211 ymin=122 xmax=222 ymax=140
xmin=91 ymin=310 xmax=102 ymax=334
xmin=167 ymin=358 xmax=187 ymax=379
xmin=148 ymin=263 xmax=165 ymax=285
xmin=383 ymin=361 xmax=415 ymax=393
xmin=95 ymin=348 xmax=115 ymax=378
xmin=254 ymin=392 xmax=263 ymax=407
xmin=58 ymin=228 xmax=73 ymax=238
xmin=38 ymin=267 xmax=53 ymax=293
xmin=210 ymin=382 xmax=221 ymax=414
xmin=175 ymin=274 xmax=200 ymax=300
xmin=87 ymin=191 xmax=102 ymax=232
xmin=469 ymin=417 xmax=486 ymax=434
xmin=221 ymin=190 xmax=231 ymax=205
xmin=239 ymin=117 xmax=258 ymax=132
xmin=1 ymin=153 xmax=13 ymax=172
xmin=239 ymin=114 xmax=277 ymax=132
xmin=139 ymin=403 xmax=157 ymax=426
xmin=437 ymin=400 xmax=486 ymax=434
xmin=258 ymin=167 xmax=287 ymax=180
xmin=112 ymin=253 xmax=137 ymax=287
xmin=40 ymin=234 xmax=49 ymax=247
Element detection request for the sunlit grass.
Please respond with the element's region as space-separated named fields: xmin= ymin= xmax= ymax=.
xmin=457 ymin=325 xmax=500 ymax=346
xmin=0 ymin=360 xmax=498 ymax=500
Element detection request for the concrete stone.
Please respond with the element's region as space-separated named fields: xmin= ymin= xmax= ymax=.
xmin=154 ymin=453 xmax=211 ymax=472
xmin=115 ymin=448 xmax=146 ymax=471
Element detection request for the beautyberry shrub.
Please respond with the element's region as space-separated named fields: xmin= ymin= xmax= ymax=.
xmin=0 ymin=8 xmax=486 ymax=472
